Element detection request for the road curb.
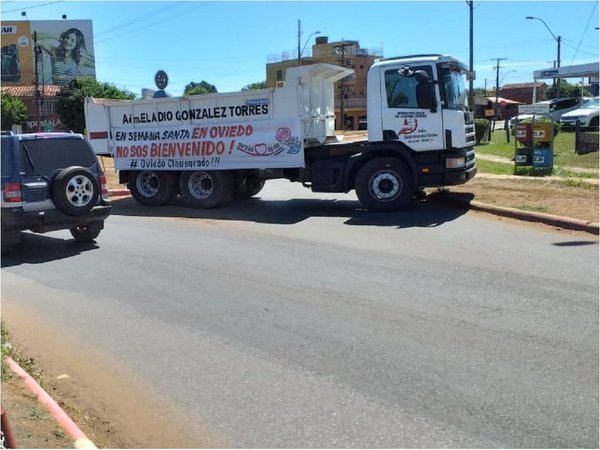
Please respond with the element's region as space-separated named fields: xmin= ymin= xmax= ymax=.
xmin=4 ymin=356 xmax=97 ymax=449
xmin=433 ymin=193 xmax=599 ymax=235
xmin=107 ymin=188 xmax=130 ymax=197
xmin=107 ymin=189 xmax=599 ymax=235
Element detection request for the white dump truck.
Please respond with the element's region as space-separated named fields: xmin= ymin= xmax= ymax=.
xmin=85 ymin=54 xmax=476 ymax=211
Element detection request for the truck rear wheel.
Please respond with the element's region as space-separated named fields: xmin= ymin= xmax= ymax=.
xmin=355 ymin=157 xmax=414 ymax=211
xmin=235 ymin=175 xmax=265 ymax=199
xmin=128 ymin=171 xmax=176 ymax=206
xmin=179 ymin=170 xmax=234 ymax=209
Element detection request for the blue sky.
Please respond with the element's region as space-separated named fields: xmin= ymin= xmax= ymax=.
xmin=2 ymin=0 xmax=598 ymax=96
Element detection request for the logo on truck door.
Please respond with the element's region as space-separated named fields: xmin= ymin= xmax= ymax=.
xmin=399 ymin=117 xmax=418 ymax=135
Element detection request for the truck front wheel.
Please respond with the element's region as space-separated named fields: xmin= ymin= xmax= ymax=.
xmin=179 ymin=170 xmax=234 ymax=209
xmin=128 ymin=171 xmax=177 ymax=206
xmin=355 ymin=158 xmax=414 ymax=211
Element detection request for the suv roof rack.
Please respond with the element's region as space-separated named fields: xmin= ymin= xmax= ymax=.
xmin=378 ymin=54 xmax=443 ymax=62
xmin=1 ymin=130 xmax=14 ymax=136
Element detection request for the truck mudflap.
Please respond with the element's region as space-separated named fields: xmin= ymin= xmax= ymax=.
xmin=416 ymin=147 xmax=476 ymax=187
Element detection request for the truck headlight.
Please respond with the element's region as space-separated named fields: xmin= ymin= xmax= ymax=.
xmin=446 ymin=157 xmax=466 ymax=169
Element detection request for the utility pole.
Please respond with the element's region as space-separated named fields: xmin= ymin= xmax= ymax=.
xmin=335 ymin=41 xmax=353 ymax=130
xmin=297 ymin=20 xmax=301 ymax=65
xmin=492 ymin=57 xmax=507 ymax=119
xmin=556 ymin=35 xmax=561 ymax=97
xmin=467 ymin=0 xmax=474 ymax=110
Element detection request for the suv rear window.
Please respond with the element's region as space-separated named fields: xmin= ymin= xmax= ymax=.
xmin=20 ymin=138 xmax=97 ymax=176
xmin=1 ymin=137 xmax=16 ymax=178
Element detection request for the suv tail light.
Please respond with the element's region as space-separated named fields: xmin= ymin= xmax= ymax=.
xmin=99 ymin=175 xmax=109 ymax=200
xmin=3 ymin=182 xmax=22 ymax=203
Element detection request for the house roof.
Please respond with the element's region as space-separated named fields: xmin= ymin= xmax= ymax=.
xmin=1 ymin=85 xmax=62 ymax=97
xmin=500 ymin=82 xmax=547 ymax=89
xmin=486 ymin=96 xmax=524 ymax=105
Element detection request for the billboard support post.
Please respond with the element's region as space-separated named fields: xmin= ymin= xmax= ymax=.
xmin=33 ymin=31 xmax=43 ymax=132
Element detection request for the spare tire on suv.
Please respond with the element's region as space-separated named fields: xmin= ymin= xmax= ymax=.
xmin=52 ymin=166 xmax=100 ymax=216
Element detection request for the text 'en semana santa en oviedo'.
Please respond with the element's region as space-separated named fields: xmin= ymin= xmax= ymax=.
xmin=110 ymin=118 xmax=304 ymax=171
xmin=115 ymin=125 xmax=254 ymax=142
xmin=121 ymin=104 xmax=269 ymax=125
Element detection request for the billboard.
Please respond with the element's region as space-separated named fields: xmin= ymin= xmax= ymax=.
xmin=1 ymin=20 xmax=95 ymax=86
xmin=1 ymin=22 xmax=33 ymax=84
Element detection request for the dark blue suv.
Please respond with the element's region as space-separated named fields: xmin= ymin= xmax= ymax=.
xmin=1 ymin=132 xmax=112 ymax=254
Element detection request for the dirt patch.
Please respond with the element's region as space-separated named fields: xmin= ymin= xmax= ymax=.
xmin=441 ymin=175 xmax=598 ymax=224
xmin=1 ymin=381 xmax=71 ymax=449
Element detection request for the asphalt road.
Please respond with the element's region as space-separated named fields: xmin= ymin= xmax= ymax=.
xmin=2 ymin=181 xmax=598 ymax=448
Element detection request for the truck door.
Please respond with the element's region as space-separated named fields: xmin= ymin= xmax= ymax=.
xmin=379 ymin=64 xmax=444 ymax=151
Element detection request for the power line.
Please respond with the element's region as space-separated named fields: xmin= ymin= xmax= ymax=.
xmin=568 ymin=1 xmax=599 ymax=65
xmin=1 ymin=1 xmax=63 ymax=14
xmin=93 ymin=3 xmax=178 ymax=41
xmin=94 ymin=3 xmax=211 ymax=44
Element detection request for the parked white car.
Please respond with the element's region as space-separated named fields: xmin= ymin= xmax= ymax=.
xmin=510 ymin=97 xmax=582 ymax=127
xmin=560 ymin=97 xmax=599 ymax=130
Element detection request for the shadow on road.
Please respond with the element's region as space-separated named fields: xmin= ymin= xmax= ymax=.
xmin=1 ymin=233 xmax=99 ymax=268
xmin=109 ymin=194 xmax=470 ymax=229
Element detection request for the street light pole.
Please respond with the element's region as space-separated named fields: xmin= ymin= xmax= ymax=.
xmin=297 ymin=20 xmax=320 ymax=65
xmin=526 ymin=16 xmax=562 ymax=96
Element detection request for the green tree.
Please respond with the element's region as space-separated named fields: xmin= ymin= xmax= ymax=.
xmin=56 ymin=78 xmax=135 ymax=133
xmin=546 ymin=80 xmax=590 ymax=99
xmin=184 ymin=81 xmax=218 ymax=96
xmin=242 ymin=81 xmax=267 ymax=91
xmin=1 ymin=93 xmax=28 ymax=131
xmin=472 ymin=87 xmax=490 ymax=98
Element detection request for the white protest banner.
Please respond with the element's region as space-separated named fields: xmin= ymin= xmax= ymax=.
xmin=111 ymin=118 xmax=304 ymax=171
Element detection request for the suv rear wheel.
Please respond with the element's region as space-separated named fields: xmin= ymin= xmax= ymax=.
xmin=1 ymin=226 xmax=21 ymax=255
xmin=70 ymin=221 xmax=104 ymax=242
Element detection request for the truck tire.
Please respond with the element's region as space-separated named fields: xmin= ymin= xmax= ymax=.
xmin=128 ymin=171 xmax=176 ymax=206
xmin=235 ymin=176 xmax=265 ymax=199
xmin=179 ymin=170 xmax=234 ymax=209
xmin=52 ymin=167 xmax=99 ymax=216
xmin=355 ymin=157 xmax=414 ymax=211
xmin=70 ymin=220 xmax=103 ymax=242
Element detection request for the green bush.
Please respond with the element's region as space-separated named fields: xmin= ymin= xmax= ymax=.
xmin=474 ymin=118 xmax=490 ymax=144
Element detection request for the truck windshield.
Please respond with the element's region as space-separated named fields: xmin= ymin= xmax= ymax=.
xmin=439 ymin=67 xmax=467 ymax=111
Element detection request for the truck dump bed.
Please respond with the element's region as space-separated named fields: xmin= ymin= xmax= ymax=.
xmin=85 ymin=64 xmax=353 ymax=173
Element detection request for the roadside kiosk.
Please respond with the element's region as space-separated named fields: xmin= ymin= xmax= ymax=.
xmin=514 ymin=103 xmax=555 ymax=174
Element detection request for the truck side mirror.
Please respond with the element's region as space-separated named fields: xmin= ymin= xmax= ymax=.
xmin=414 ymin=70 xmax=430 ymax=83
xmin=416 ymin=81 xmax=437 ymax=112
xmin=412 ymin=70 xmax=437 ymax=112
